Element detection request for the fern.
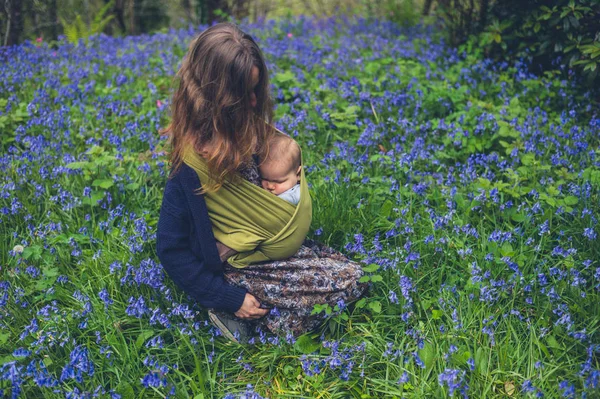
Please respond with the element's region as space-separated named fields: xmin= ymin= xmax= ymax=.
xmin=59 ymin=15 xmax=83 ymax=44
xmin=76 ymin=15 xmax=88 ymax=39
xmin=91 ymin=0 xmax=116 ymax=35
xmin=59 ymin=0 xmax=116 ymax=44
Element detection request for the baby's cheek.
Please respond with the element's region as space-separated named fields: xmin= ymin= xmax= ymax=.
xmin=260 ymin=180 xmax=269 ymax=190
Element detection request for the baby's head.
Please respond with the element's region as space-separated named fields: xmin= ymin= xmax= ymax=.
xmin=259 ymin=135 xmax=301 ymax=195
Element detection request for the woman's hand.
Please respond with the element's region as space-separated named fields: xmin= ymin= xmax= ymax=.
xmin=234 ymin=293 xmax=269 ymax=320
xmin=216 ymin=241 xmax=238 ymax=263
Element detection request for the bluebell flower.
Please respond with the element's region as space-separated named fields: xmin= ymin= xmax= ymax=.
xmin=438 ymin=368 xmax=468 ymax=396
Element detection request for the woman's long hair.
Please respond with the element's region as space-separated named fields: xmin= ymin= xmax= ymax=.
xmin=159 ymin=22 xmax=275 ymax=192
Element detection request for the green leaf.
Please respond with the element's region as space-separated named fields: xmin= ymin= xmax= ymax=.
xmin=294 ymin=334 xmax=321 ymax=354
xmin=461 ymin=351 xmax=471 ymax=363
xmin=431 ymin=309 xmax=443 ymax=320
xmin=500 ymin=242 xmax=514 ymax=257
xmin=540 ymin=193 xmax=557 ymax=207
xmin=92 ymin=179 xmax=114 ymax=189
xmin=43 ymin=267 xmax=59 ymax=277
xmin=42 ymin=356 xmax=53 ymax=367
xmin=273 ymin=70 xmax=297 ymax=84
xmin=362 ymin=263 xmax=380 ymax=273
xmin=66 ymin=161 xmax=90 ymax=170
xmin=475 ymin=347 xmax=488 ymax=375
xmin=535 ymin=338 xmax=551 ymax=358
xmin=511 ymin=213 xmax=526 ymax=222
xmin=35 ymin=277 xmax=56 ymax=291
xmin=546 ymin=335 xmax=562 ymax=350
xmin=420 ymin=298 xmax=434 ymax=310
xmin=135 ymin=330 xmax=155 ymax=349
xmin=358 ymin=275 xmax=371 ymax=283
xmin=22 ymin=247 xmax=34 ymax=260
xmin=563 ymin=195 xmax=578 ymax=205
xmin=547 ymin=185 xmax=560 ymax=196
xmin=497 ymin=124 xmax=519 ymax=138
xmin=477 ymin=178 xmax=492 ymax=189
xmin=310 ymin=303 xmax=324 ymax=315
xmin=22 ymin=245 xmax=42 ymax=260
xmin=521 ymin=153 xmax=535 ymax=166
xmin=82 ymin=192 xmax=105 ymax=206
xmin=355 ymin=298 xmax=367 ymax=309
xmin=116 ymin=382 xmax=135 ymax=399
xmin=365 ymin=62 xmax=380 ymax=75
xmin=370 ymin=275 xmax=383 ymax=283
xmin=418 ymin=342 xmax=435 ymax=369
xmin=87 ymin=145 xmax=105 ymax=156
xmin=380 ymin=199 xmax=394 ymax=218
xmin=368 ymin=300 xmax=382 ymax=313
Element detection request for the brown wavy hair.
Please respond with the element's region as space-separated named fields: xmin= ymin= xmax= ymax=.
xmin=159 ymin=22 xmax=275 ymax=192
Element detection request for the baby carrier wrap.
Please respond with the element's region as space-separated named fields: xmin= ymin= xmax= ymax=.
xmin=182 ymin=140 xmax=312 ymax=268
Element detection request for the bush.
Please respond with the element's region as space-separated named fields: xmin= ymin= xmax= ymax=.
xmin=434 ymin=0 xmax=491 ymax=46
xmin=486 ymin=0 xmax=600 ymax=82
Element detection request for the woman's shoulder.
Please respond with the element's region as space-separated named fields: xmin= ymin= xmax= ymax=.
xmin=163 ymin=163 xmax=200 ymax=201
xmin=167 ymin=162 xmax=199 ymax=183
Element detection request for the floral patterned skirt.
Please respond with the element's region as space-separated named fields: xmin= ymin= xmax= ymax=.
xmin=216 ymin=239 xmax=370 ymax=337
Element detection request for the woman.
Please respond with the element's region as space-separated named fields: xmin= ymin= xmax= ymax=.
xmin=156 ymin=22 xmax=369 ymax=343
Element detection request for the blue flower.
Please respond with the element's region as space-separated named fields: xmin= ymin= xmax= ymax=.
xmin=438 ymin=368 xmax=468 ymax=396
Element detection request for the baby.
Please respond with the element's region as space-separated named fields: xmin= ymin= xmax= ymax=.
xmin=259 ymin=134 xmax=301 ymax=205
xmin=215 ymin=134 xmax=302 ymax=263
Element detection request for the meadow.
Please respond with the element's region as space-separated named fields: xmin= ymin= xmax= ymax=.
xmin=1 ymin=16 xmax=599 ymax=398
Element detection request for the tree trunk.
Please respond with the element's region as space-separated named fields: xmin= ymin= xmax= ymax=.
xmin=49 ymin=0 xmax=58 ymax=41
xmin=30 ymin=0 xmax=40 ymax=37
xmin=106 ymin=0 xmax=127 ymax=34
xmin=195 ymin=0 xmax=205 ymax=25
xmin=422 ymin=0 xmax=433 ymax=16
xmin=479 ymin=0 xmax=489 ymax=33
xmin=128 ymin=0 xmax=135 ymax=34
xmin=205 ymin=0 xmax=230 ymax=23
xmin=467 ymin=0 xmax=474 ymax=36
xmin=181 ymin=0 xmax=193 ymax=24
xmin=5 ymin=0 xmax=24 ymax=46
xmin=233 ymin=0 xmax=249 ymax=21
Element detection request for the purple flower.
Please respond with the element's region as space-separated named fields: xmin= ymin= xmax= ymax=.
xmin=413 ymin=352 xmax=425 ymax=368
xmin=98 ymin=288 xmax=113 ymax=308
xmin=12 ymin=348 xmax=30 ymax=357
xmin=438 ymin=368 xmax=468 ymax=396
xmin=583 ymin=228 xmax=597 ymax=240
xmin=125 ymin=296 xmax=149 ymax=318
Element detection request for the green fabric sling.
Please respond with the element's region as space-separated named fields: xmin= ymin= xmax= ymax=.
xmin=182 ymin=142 xmax=312 ymax=269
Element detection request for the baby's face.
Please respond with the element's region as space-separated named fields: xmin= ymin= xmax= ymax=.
xmin=259 ymin=160 xmax=300 ymax=195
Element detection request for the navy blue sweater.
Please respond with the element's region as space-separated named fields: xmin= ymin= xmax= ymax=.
xmin=156 ymin=163 xmax=248 ymax=313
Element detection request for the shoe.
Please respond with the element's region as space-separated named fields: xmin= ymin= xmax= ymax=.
xmin=208 ymin=310 xmax=253 ymax=344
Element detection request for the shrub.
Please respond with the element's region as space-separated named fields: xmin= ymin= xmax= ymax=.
xmin=487 ymin=0 xmax=600 ymax=82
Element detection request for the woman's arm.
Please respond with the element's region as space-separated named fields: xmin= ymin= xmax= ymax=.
xmin=156 ymin=176 xmax=247 ymax=313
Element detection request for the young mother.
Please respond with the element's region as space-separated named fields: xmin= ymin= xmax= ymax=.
xmin=156 ymin=22 xmax=369 ymax=343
